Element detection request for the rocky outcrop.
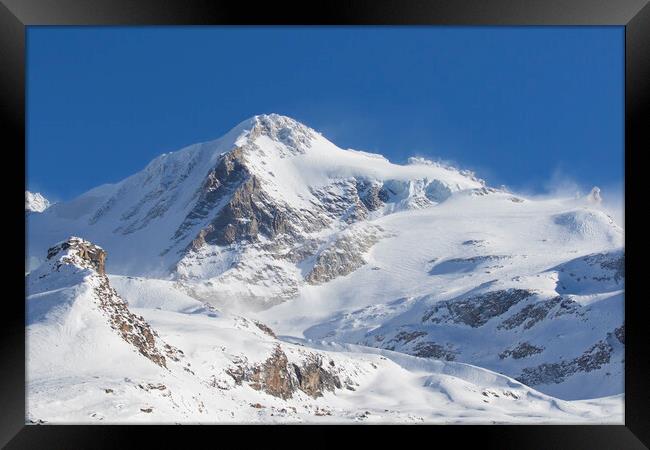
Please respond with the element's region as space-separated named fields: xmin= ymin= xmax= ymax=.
xmin=411 ymin=342 xmax=457 ymax=360
xmin=356 ymin=180 xmax=389 ymax=212
xmin=203 ymin=175 xmax=291 ymax=246
xmin=94 ymin=275 xmax=182 ymax=368
xmin=499 ymin=342 xmax=544 ymax=360
xmin=379 ymin=330 xmax=457 ymax=360
xmin=305 ymin=227 xmax=381 ymax=284
xmin=175 ymin=144 xmax=327 ymax=256
xmin=498 ymin=296 xmax=582 ymax=330
xmin=421 ymin=289 xmax=535 ymax=327
xmin=584 ymin=251 xmax=625 ymax=283
xmin=293 ymin=354 xmax=342 ymax=398
xmin=45 ymin=237 xmax=183 ymax=369
xmin=387 ymin=330 xmax=428 ymax=345
xmin=614 ymin=324 xmax=624 ymax=344
xmin=517 ymin=339 xmax=614 ymax=386
xmin=247 ymin=114 xmax=316 ymax=155
xmin=226 ymin=345 xmax=343 ymax=399
xmin=254 ymin=321 xmax=277 ymax=338
xmin=46 ymin=236 xmax=107 ymax=276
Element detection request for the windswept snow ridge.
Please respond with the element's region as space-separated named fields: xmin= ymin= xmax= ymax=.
xmin=25 ymin=191 xmax=51 ymax=213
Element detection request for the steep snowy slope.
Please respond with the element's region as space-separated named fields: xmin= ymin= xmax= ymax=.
xmin=25 ymin=191 xmax=50 ymax=213
xmin=258 ymin=193 xmax=624 ymax=400
xmin=26 ymin=237 xmax=621 ymax=423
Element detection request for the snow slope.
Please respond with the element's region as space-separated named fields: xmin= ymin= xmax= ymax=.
xmin=259 ymin=194 xmax=624 ymax=399
xmin=26 ymin=238 xmax=622 ymax=423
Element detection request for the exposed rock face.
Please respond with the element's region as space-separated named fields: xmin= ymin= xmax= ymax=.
xmin=411 ymin=342 xmax=457 ymax=360
xmin=387 ymin=331 xmax=428 ymax=345
xmin=253 ymin=321 xmax=277 ymax=339
xmin=174 ymin=147 xmax=250 ymax=245
xmin=306 ymin=227 xmax=382 ymax=284
xmin=175 ymin=147 xmax=296 ymax=248
xmin=94 ymin=275 xmax=182 ymax=368
xmin=498 ymin=296 xmax=581 ymax=330
xmin=517 ymin=340 xmax=614 ymax=386
xmin=614 ymin=324 xmax=624 ymax=344
xmin=584 ymin=251 xmax=625 ymax=283
xmin=175 ymin=142 xmax=326 ymax=259
xmin=45 ymin=237 xmax=183 ymax=369
xmin=293 ymin=354 xmax=342 ymax=398
xmin=247 ymin=114 xmax=316 ymax=154
xmin=245 ymin=346 xmax=295 ymax=400
xmin=356 ymin=180 xmax=389 ymax=212
xmin=46 ymin=236 xmax=107 ymax=276
xmin=421 ymin=289 xmax=535 ymax=327
xmin=226 ymin=345 xmax=343 ymax=399
xmin=499 ymin=342 xmax=544 ymax=360
xmin=381 ymin=330 xmax=457 ymax=360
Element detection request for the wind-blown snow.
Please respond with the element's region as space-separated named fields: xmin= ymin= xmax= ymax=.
xmin=25 ymin=191 xmax=51 ymax=213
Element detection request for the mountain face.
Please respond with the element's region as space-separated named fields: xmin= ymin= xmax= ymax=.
xmin=26 ymin=237 xmax=620 ymax=423
xmin=25 ymin=191 xmax=51 ymax=213
xmin=26 ymin=114 xmax=624 ymax=422
xmin=27 ymin=114 xmax=485 ymax=308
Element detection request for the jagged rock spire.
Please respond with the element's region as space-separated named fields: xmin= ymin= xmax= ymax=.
xmin=46 ymin=236 xmax=107 ymax=276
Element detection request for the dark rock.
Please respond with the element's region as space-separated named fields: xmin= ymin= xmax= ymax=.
xmin=389 ymin=331 xmax=428 ymax=345
xmin=517 ymin=340 xmax=613 ymax=386
xmin=254 ymin=321 xmax=277 ymax=338
xmin=614 ymin=325 xmax=624 ymax=345
xmin=498 ymin=296 xmax=581 ymax=330
xmin=356 ymin=180 xmax=389 ymax=212
xmin=422 ymin=289 xmax=534 ymax=327
xmin=499 ymin=342 xmax=544 ymax=359
xmin=411 ymin=342 xmax=456 ymax=361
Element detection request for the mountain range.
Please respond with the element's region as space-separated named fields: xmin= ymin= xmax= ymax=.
xmin=25 ymin=114 xmax=624 ymax=423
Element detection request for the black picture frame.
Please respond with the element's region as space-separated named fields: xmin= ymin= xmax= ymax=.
xmin=3 ymin=1 xmax=648 ymax=448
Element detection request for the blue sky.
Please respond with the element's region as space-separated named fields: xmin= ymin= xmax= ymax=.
xmin=27 ymin=26 xmax=624 ymax=202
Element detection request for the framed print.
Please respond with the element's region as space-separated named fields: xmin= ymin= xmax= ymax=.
xmin=2 ymin=0 xmax=649 ymax=448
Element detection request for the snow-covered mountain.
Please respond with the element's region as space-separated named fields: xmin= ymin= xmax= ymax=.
xmin=26 ymin=114 xmax=624 ymax=422
xmin=27 ymin=114 xmax=486 ymax=308
xmin=25 ymin=190 xmax=50 ymax=213
xmin=26 ymin=237 xmax=621 ymax=423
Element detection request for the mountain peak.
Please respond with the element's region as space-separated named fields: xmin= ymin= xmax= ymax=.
xmin=46 ymin=236 xmax=107 ymax=276
xmin=236 ymin=113 xmax=319 ymax=154
xmin=26 ymin=191 xmax=51 ymax=213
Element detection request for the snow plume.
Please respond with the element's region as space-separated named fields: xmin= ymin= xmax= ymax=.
xmin=509 ymin=168 xmax=623 ymax=227
xmin=598 ymin=183 xmax=624 ymax=228
xmin=542 ymin=168 xmax=585 ymax=199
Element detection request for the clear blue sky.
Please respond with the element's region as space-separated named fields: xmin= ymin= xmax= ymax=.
xmin=27 ymin=26 xmax=624 ymax=201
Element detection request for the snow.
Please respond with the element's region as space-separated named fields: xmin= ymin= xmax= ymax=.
xmin=26 ymin=114 xmax=624 ymax=423
xmin=25 ymin=191 xmax=51 ymax=213
xmin=27 ymin=265 xmax=622 ymax=423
